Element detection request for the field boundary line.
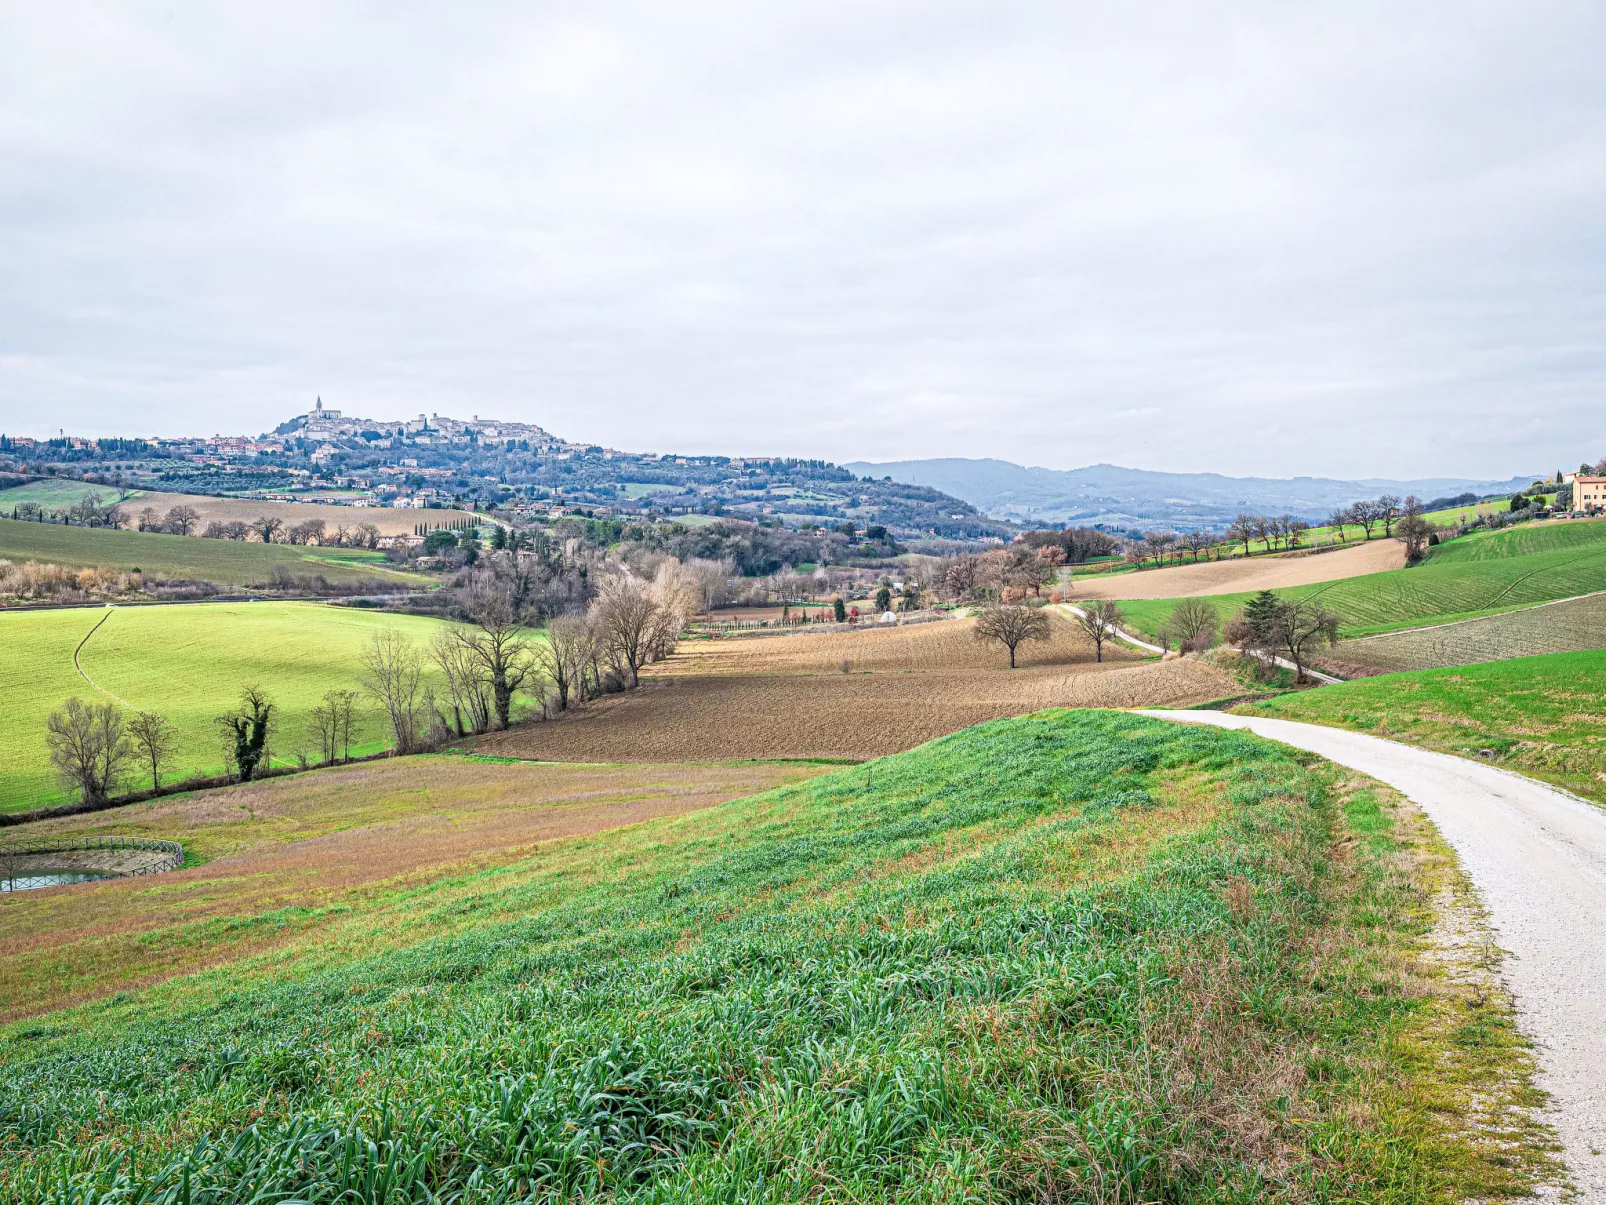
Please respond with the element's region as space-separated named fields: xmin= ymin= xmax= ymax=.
xmin=71 ymin=609 xmax=141 ymax=712
xmin=1345 ymin=588 xmax=1606 ymax=643
xmin=69 ymin=606 xmax=296 ymax=771
xmin=1481 ymin=544 xmax=1606 ymax=610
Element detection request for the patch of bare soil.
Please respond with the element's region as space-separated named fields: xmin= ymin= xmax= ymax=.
xmin=1071 ymin=539 xmax=1406 ymax=601
xmin=474 ymin=658 xmax=1239 ymax=764
xmin=665 ymin=610 xmax=1125 ymax=675
xmin=124 ymin=490 xmax=476 ymax=537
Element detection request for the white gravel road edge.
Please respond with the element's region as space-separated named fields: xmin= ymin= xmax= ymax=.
xmin=1140 ymin=709 xmax=1606 ymax=1201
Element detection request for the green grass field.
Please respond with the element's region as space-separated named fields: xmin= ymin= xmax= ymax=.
xmin=0 ymin=480 xmax=144 ymax=512
xmin=1329 ymin=593 xmax=1606 ymax=675
xmin=0 ymin=517 xmax=430 ymax=588
xmin=0 ymin=711 xmax=1555 ymax=1201
xmin=1118 ymin=518 xmax=1606 ymax=639
xmin=0 ymin=602 xmax=518 ymax=811
xmin=1240 ymin=650 xmax=1606 ymax=808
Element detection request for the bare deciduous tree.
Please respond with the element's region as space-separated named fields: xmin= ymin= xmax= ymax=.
xmin=461 ymin=577 xmax=540 ymax=728
xmin=540 ymin=614 xmax=597 ymax=712
xmin=361 ymin=630 xmax=424 ymax=753
xmin=127 ymin=710 xmax=178 ymax=793
xmin=1226 ymin=514 xmax=1256 ymax=557
xmin=1328 ymin=506 xmax=1353 ymax=542
xmin=1167 ymin=597 xmax=1219 ymax=652
xmin=1395 ymin=513 xmax=1433 ymax=564
xmin=310 ymin=688 xmax=361 ymax=764
xmin=973 ymin=603 xmax=1052 ymax=668
xmin=46 ymin=697 xmax=133 ymax=802
xmin=1349 ymin=500 xmax=1381 ymax=540
xmin=1377 ymin=494 xmax=1402 ymax=537
xmin=1071 ymin=600 xmax=1126 ymax=663
xmin=252 ymin=515 xmax=284 ymax=544
xmin=165 ymin=505 xmax=200 ymax=536
xmin=944 ymin=553 xmax=982 ymax=599
xmin=1267 ymin=598 xmax=1342 ymax=684
xmin=287 ymin=519 xmax=327 ymax=546
xmin=589 ymin=569 xmax=691 ymax=687
xmin=431 ymin=628 xmax=493 ymax=735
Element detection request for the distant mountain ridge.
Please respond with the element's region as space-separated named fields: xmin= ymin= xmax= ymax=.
xmin=843 ymin=458 xmax=1538 ymax=530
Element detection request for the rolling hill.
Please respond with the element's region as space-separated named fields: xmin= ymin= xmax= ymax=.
xmin=0 ymin=710 xmax=1545 ymax=1200
xmin=846 ymin=458 xmax=1536 ymax=529
xmin=1111 ymin=519 xmax=1606 ymax=640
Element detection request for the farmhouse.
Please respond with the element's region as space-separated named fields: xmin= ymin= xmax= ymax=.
xmin=1571 ymin=474 xmax=1606 ymax=513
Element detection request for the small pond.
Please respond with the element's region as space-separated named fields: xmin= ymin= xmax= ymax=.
xmin=1 ymin=870 xmax=118 ymax=892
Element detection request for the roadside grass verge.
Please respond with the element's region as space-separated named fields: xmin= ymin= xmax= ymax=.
xmin=0 ymin=602 xmax=518 ymax=811
xmin=0 ymin=517 xmax=432 ymax=589
xmin=1238 ymin=650 xmax=1606 ymax=808
xmin=0 ymin=711 xmax=1557 ymax=1202
xmin=1116 ymin=519 xmax=1606 ymax=641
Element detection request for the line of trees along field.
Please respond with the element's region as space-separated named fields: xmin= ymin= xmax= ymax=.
xmin=38 ymin=548 xmax=704 ymax=808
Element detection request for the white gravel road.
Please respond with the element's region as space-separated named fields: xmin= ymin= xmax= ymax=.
xmin=1142 ymin=710 xmax=1606 ymax=1199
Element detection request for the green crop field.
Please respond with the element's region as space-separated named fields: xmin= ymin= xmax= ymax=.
xmin=1241 ymin=650 xmax=1606 ymax=807
xmin=0 ymin=711 xmax=1554 ymax=1201
xmin=1117 ymin=519 xmax=1606 ymax=640
xmin=0 ymin=517 xmax=430 ymax=588
xmin=1329 ymin=592 xmax=1606 ymax=675
xmin=0 ymin=480 xmax=144 ymax=512
xmin=0 ymin=602 xmax=520 ymax=811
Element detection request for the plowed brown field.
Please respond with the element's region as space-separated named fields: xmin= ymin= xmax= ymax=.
xmin=475 ymin=661 xmax=1239 ymax=763
xmin=0 ymin=757 xmax=820 ymax=1020
xmin=1071 ymin=539 xmax=1405 ymax=600
xmin=123 ymin=490 xmax=477 ymax=537
xmin=665 ymin=611 xmax=1122 ymax=675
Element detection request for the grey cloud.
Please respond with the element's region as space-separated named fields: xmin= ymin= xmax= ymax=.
xmin=1 ymin=1 xmax=1602 ymax=476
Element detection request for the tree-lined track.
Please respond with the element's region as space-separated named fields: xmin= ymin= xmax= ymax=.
xmin=1116 ymin=519 xmax=1606 ymax=640
xmin=1070 ymin=538 xmax=1404 ymax=600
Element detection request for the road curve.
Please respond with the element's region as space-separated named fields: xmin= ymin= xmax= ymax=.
xmin=1141 ymin=710 xmax=1606 ymax=1199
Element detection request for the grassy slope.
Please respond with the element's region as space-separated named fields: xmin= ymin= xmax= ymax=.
xmin=1118 ymin=519 xmax=1606 ymax=639
xmin=1239 ymin=650 xmax=1606 ymax=808
xmin=0 ymin=602 xmax=507 ymax=810
xmin=0 ymin=481 xmax=145 ymax=511
xmin=0 ymin=517 xmax=430 ymax=587
xmin=0 ymin=758 xmax=830 ymax=1021
xmin=0 ymin=712 xmax=1554 ymax=1202
xmin=1328 ymin=593 xmax=1606 ymax=675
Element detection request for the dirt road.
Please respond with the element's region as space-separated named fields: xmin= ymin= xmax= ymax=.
xmin=1071 ymin=539 xmax=1403 ymax=600
xmin=1142 ymin=709 xmax=1606 ymax=1200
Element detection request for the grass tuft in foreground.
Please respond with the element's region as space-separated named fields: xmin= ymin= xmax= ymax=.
xmin=0 ymin=711 xmax=1556 ymax=1202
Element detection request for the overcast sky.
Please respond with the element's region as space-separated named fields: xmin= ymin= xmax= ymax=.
xmin=2 ymin=2 xmax=1602 ymax=479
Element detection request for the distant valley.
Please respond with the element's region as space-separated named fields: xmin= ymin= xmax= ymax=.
xmin=844 ymin=457 xmax=1537 ymax=530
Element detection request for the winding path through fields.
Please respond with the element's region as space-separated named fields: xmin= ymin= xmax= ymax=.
xmin=1141 ymin=710 xmax=1606 ymax=1200
xmin=71 ymin=608 xmax=138 ymax=710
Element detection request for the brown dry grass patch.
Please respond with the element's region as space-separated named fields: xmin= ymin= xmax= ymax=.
xmin=0 ymin=757 xmax=823 ymax=1021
